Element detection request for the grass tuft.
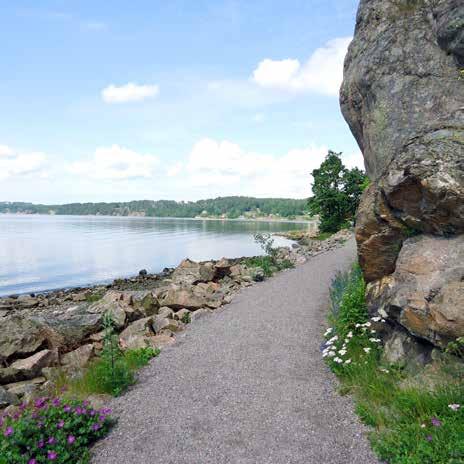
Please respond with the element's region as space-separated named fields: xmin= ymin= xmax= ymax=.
xmin=324 ymin=264 xmax=464 ymax=464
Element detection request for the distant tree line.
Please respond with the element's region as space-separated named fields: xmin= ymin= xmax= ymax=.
xmin=0 ymin=197 xmax=310 ymax=219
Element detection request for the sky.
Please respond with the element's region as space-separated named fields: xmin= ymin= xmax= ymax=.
xmin=0 ymin=0 xmax=363 ymax=204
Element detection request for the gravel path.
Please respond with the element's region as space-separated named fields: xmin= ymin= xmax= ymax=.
xmin=92 ymin=239 xmax=378 ymax=464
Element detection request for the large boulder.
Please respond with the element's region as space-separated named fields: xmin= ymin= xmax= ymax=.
xmin=171 ymin=259 xmax=216 ymax=285
xmin=341 ymin=0 xmax=464 ymax=348
xmin=8 ymin=349 xmax=57 ymax=381
xmin=61 ymin=344 xmax=94 ymax=370
xmin=30 ymin=304 xmax=103 ymax=350
xmin=119 ymin=317 xmax=155 ymax=350
xmin=158 ymin=283 xmax=224 ymax=310
xmin=0 ymin=386 xmax=19 ymax=408
xmin=28 ymin=290 xmax=148 ymax=350
xmin=369 ymin=235 xmax=464 ymax=348
xmin=0 ymin=316 xmax=55 ymax=363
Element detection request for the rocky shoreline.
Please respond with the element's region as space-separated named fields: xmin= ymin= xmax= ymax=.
xmin=0 ymin=229 xmax=352 ymax=411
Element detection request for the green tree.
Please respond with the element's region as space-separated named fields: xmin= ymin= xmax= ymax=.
xmin=308 ymin=151 xmax=368 ymax=233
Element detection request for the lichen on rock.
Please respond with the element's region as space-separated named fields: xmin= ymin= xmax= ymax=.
xmin=341 ymin=0 xmax=464 ymax=350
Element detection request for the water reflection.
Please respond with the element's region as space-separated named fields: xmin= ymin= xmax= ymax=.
xmin=0 ymin=215 xmax=312 ymax=296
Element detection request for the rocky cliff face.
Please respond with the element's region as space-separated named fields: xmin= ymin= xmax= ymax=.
xmin=341 ymin=0 xmax=464 ymax=350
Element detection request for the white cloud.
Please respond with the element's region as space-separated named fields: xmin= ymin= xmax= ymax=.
xmin=0 ymin=145 xmax=14 ymax=157
xmin=0 ymin=145 xmax=48 ymax=180
xmin=251 ymin=37 xmax=352 ymax=96
xmin=343 ymin=150 xmax=365 ymax=171
xmin=178 ymin=138 xmax=365 ymax=198
xmin=69 ymin=145 xmax=159 ymax=180
xmin=101 ymin=83 xmax=159 ymax=104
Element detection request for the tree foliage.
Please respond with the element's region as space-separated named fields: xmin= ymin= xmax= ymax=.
xmin=308 ymin=151 xmax=368 ymax=233
xmin=0 ymin=197 xmax=310 ymax=219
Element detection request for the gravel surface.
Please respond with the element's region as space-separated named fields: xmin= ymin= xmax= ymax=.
xmin=92 ymin=239 xmax=378 ymax=464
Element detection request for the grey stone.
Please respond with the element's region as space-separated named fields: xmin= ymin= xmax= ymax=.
xmin=0 ymin=386 xmax=19 ymax=407
xmin=9 ymin=349 xmax=57 ymax=380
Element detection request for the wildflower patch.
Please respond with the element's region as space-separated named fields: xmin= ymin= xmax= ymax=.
xmin=0 ymin=397 xmax=112 ymax=464
xmin=323 ymin=264 xmax=464 ymax=464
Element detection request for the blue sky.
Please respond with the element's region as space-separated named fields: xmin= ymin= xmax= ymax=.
xmin=0 ymin=0 xmax=362 ymax=203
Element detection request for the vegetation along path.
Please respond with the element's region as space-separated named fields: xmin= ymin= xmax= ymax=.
xmin=92 ymin=239 xmax=378 ymax=464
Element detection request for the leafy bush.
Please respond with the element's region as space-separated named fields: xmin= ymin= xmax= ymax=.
xmin=84 ymin=291 xmax=105 ymax=303
xmin=446 ymin=337 xmax=464 ymax=358
xmin=0 ymin=397 xmax=112 ymax=464
xmin=244 ymin=256 xmax=274 ymax=277
xmin=246 ymin=233 xmax=295 ymax=277
xmin=60 ymin=313 xmax=160 ymax=398
xmin=308 ymin=150 xmax=368 ymax=233
xmin=253 ymin=233 xmax=278 ymax=259
xmin=66 ymin=347 xmax=160 ymax=398
xmin=123 ymin=347 xmax=160 ymax=371
xmin=324 ymin=264 xmax=464 ymax=463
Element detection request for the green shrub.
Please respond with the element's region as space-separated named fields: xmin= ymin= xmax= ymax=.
xmin=84 ymin=291 xmax=105 ymax=303
xmin=124 ymin=347 xmax=160 ymax=370
xmin=446 ymin=337 xmax=464 ymax=358
xmin=324 ymin=264 xmax=464 ymax=463
xmin=246 ymin=233 xmax=295 ymax=278
xmin=67 ymin=347 xmax=160 ymax=398
xmin=62 ymin=314 xmax=160 ymax=397
xmin=313 ymin=231 xmax=334 ymax=241
xmin=0 ymin=397 xmax=112 ymax=464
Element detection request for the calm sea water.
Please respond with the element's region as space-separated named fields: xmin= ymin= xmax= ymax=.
xmin=0 ymin=215 xmax=311 ymax=296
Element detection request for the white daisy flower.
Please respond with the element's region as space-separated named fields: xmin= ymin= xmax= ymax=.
xmin=324 ymin=327 xmax=333 ymax=337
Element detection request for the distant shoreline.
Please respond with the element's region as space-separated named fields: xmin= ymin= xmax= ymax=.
xmin=0 ymin=213 xmax=316 ymax=225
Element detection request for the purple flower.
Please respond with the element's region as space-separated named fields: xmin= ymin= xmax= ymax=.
xmin=28 ymin=459 xmax=37 ymax=464
xmin=47 ymin=450 xmax=57 ymax=460
xmin=91 ymin=423 xmax=101 ymax=432
xmin=74 ymin=406 xmax=84 ymax=415
xmin=38 ymin=439 xmax=45 ymax=448
xmin=19 ymin=402 xmax=27 ymax=411
xmin=67 ymin=434 xmax=76 ymax=445
xmin=431 ymin=417 xmax=442 ymax=427
xmin=4 ymin=426 xmax=13 ymax=437
xmin=57 ymin=420 xmax=65 ymax=429
xmin=52 ymin=398 xmax=61 ymax=407
xmin=48 ymin=436 xmax=56 ymax=445
xmin=82 ymin=400 xmax=90 ymax=407
xmin=89 ymin=409 xmax=96 ymax=416
xmin=63 ymin=405 xmax=72 ymax=413
xmin=426 ymin=435 xmax=433 ymax=442
xmin=34 ymin=397 xmax=48 ymax=409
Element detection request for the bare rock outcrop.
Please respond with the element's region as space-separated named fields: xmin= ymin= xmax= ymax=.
xmin=341 ymin=0 xmax=464 ymax=348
